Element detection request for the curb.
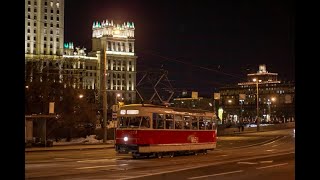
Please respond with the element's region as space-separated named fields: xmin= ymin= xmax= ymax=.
xmin=25 ymin=145 xmax=115 ymax=152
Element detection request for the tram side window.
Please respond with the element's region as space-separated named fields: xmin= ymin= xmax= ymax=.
xmin=140 ymin=116 xmax=150 ymax=128
xmin=165 ymin=114 xmax=174 ymax=129
xmin=204 ymin=117 xmax=213 ymax=130
xmin=184 ymin=116 xmax=191 ymax=129
xmin=152 ymin=113 xmax=164 ymax=129
xmin=174 ymin=115 xmax=183 ymax=129
xmin=191 ymin=116 xmax=198 ymax=130
xmin=199 ymin=117 xmax=205 ymax=130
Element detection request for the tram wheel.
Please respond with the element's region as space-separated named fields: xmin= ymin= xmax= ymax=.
xmin=157 ymin=153 xmax=163 ymax=158
xmin=203 ymin=150 xmax=207 ymax=155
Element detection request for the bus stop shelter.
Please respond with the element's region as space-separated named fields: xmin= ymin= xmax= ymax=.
xmin=25 ymin=114 xmax=57 ymax=147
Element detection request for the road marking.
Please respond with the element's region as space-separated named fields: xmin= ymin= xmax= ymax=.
xmin=188 ymin=170 xmax=244 ymax=179
xmin=237 ymin=161 xmax=258 ymax=165
xmin=119 ymin=152 xmax=294 ymax=180
xmin=266 ymin=149 xmax=276 ymax=152
xmin=260 ymin=160 xmax=273 ymax=164
xmin=77 ymin=158 xmax=116 ymax=163
xmin=54 ymin=158 xmax=66 ymax=160
xmin=75 ymin=164 xmax=128 ymax=169
xmin=216 ymin=154 xmax=228 ymax=157
xmin=256 ymin=163 xmax=288 ymax=170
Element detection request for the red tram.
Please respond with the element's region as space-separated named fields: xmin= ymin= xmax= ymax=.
xmin=115 ymin=104 xmax=218 ymax=158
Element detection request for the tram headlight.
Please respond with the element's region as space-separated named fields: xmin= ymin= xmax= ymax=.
xmin=124 ymin=136 xmax=128 ymax=142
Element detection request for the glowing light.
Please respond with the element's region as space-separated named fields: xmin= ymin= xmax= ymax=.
xmin=127 ymin=110 xmax=139 ymax=115
xmin=106 ymin=51 xmax=134 ymax=56
xmin=113 ymin=34 xmax=128 ymax=38
xmin=124 ymin=137 xmax=128 ymax=141
xmin=120 ymin=110 xmax=126 ymax=115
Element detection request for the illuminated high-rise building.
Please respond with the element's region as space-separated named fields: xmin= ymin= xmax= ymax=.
xmin=25 ymin=0 xmax=64 ymax=56
xmin=90 ymin=19 xmax=137 ymax=105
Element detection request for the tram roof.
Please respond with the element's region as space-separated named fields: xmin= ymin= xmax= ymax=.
xmin=121 ymin=104 xmax=214 ymax=114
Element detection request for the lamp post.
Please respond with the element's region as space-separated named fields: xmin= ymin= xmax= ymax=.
xmin=115 ymin=93 xmax=121 ymax=105
xmin=253 ymin=78 xmax=261 ymax=131
xmin=268 ymin=97 xmax=276 ymax=122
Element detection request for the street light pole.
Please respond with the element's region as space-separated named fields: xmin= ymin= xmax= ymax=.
xmin=102 ymin=46 xmax=108 ymax=143
xmin=253 ymin=78 xmax=261 ymax=131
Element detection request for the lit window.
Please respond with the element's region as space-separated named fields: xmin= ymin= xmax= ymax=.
xmin=56 ymin=3 xmax=59 ymax=8
xmin=50 ymin=1 xmax=53 ymax=7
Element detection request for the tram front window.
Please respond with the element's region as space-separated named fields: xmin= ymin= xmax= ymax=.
xmin=119 ymin=116 xmax=150 ymax=128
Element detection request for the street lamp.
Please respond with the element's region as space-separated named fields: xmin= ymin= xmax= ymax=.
xmin=268 ymin=97 xmax=276 ymax=122
xmin=116 ymin=93 xmax=121 ymax=105
xmin=253 ymin=78 xmax=262 ymax=131
xmin=79 ymin=94 xmax=84 ymax=99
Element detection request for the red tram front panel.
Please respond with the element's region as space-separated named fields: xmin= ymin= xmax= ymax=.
xmin=115 ymin=129 xmax=217 ymax=154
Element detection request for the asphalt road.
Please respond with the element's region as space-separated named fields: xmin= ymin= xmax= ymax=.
xmin=25 ymin=129 xmax=295 ymax=180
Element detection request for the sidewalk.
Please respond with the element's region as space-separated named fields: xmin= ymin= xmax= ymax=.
xmin=25 ymin=143 xmax=115 ymax=152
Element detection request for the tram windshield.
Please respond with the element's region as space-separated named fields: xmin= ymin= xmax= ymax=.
xmin=118 ymin=116 xmax=150 ymax=128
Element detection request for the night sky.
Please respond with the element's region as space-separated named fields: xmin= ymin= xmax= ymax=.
xmin=64 ymin=0 xmax=295 ymax=96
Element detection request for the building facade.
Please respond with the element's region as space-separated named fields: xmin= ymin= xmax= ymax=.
xmin=25 ymin=0 xmax=64 ymax=56
xmin=218 ymin=65 xmax=295 ymax=124
xmin=90 ymin=20 xmax=137 ymax=105
xmin=25 ymin=18 xmax=138 ymax=108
